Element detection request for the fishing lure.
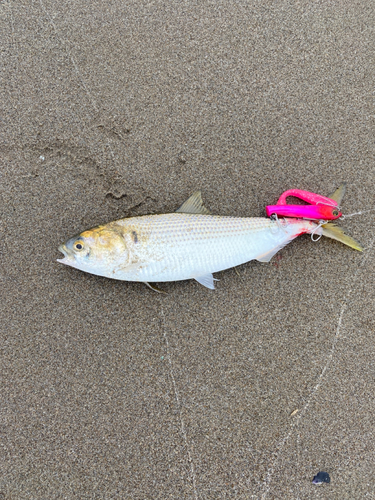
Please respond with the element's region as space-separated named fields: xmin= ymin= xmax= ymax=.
xmin=265 ymin=185 xmax=344 ymax=220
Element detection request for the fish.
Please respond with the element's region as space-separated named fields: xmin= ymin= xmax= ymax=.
xmin=57 ymin=189 xmax=362 ymax=290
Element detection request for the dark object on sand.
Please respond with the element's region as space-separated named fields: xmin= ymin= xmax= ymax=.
xmin=312 ymin=471 xmax=330 ymax=485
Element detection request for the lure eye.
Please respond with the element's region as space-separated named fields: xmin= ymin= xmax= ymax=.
xmin=74 ymin=241 xmax=84 ymax=251
xmin=332 ymin=209 xmax=339 ymax=217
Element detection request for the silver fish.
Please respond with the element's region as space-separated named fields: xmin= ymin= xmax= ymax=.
xmin=58 ymin=190 xmax=362 ymax=290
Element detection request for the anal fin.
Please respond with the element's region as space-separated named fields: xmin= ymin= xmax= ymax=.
xmin=194 ymin=273 xmax=217 ymax=290
xmin=256 ymin=240 xmax=290 ymax=262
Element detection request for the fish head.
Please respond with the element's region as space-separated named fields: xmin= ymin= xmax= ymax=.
xmin=57 ymin=225 xmax=128 ymax=276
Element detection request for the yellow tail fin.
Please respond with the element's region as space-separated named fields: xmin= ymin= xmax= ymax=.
xmin=322 ymin=223 xmax=363 ymax=251
xmin=328 ymin=183 xmax=347 ymax=205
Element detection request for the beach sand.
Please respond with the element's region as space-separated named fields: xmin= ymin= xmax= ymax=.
xmin=1 ymin=1 xmax=374 ymax=497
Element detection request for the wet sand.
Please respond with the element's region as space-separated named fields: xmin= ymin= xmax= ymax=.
xmin=1 ymin=1 xmax=374 ymax=498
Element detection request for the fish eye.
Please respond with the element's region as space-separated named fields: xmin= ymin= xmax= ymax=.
xmin=332 ymin=209 xmax=339 ymax=216
xmin=74 ymin=241 xmax=84 ymax=250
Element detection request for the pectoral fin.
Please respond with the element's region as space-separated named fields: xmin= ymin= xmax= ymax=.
xmin=194 ymin=273 xmax=217 ymax=289
xmin=176 ymin=191 xmax=211 ymax=215
xmin=144 ymin=282 xmax=168 ymax=294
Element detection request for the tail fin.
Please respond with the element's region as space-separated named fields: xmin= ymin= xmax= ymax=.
xmin=328 ymin=183 xmax=347 ymax=205
xmin=322 ymin=223 xmax=363 ymax=251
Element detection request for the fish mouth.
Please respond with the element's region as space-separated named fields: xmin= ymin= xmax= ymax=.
xmin=57 ymin=244 xmax=70 ymax=265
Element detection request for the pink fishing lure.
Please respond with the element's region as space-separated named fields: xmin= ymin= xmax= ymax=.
xmin=265 ymin=188 xmax=342 ymax=220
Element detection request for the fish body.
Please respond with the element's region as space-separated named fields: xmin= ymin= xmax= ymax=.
xmin=58 ymin=191 xmax=362 ymax=289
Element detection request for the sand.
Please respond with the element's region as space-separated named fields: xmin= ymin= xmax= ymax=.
xmin=1 ymin=0 xmax=374 ymax=498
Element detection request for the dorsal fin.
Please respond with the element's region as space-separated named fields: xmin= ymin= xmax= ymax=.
xmin=176 ymin=191 xmax=211 ymax=215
